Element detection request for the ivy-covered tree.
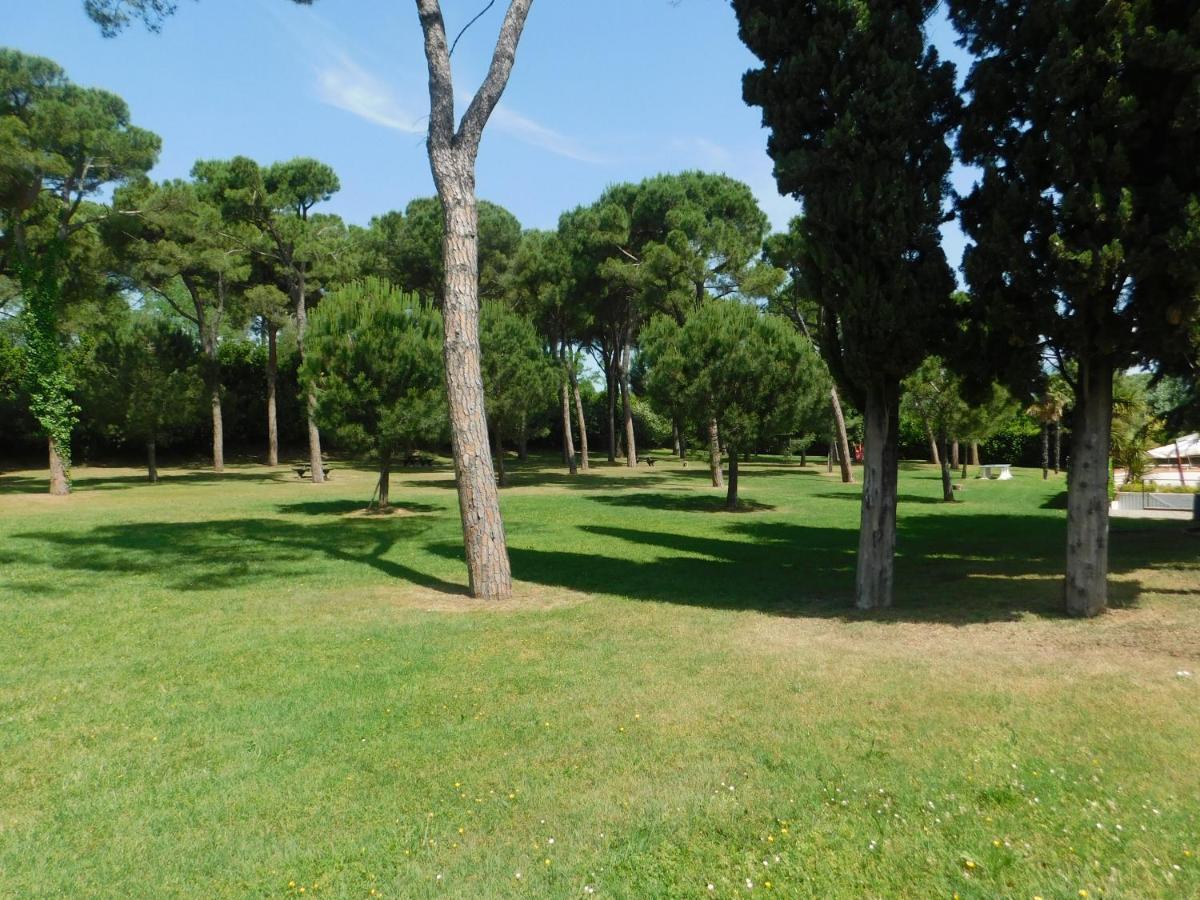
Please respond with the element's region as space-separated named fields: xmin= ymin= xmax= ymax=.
xmin=642 ymin=301 xmax=823 ymax=509
xmin=300 ymin=277 xmax=446 ymax=509
xmin=949 ymin=0 xmax=1200 ymax=616
xmin=0 ymin=48 xmax=159 ymax=494
xmin=735 ymin=0 xmax=960 ymax=609
xmin=479 ymin=302 xmax=556 ymax=487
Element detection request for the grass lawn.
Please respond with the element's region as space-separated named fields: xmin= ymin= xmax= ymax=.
xmin=1 ymin=455 xmax=1198 ymax=898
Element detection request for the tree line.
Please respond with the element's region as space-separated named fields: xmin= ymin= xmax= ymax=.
xmin=4 ymin=0 xmax=1199 ymax=619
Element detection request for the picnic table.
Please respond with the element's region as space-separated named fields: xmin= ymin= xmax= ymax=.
xmin=401 ymin=452 xmax=434 ymax=468
xmin=295 ymin=465 xmax=333 ymax=480
xmin=979 ymin=463 xmax=1013 ymax=480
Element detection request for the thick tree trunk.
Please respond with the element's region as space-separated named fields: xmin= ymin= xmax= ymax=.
xmin=969 ymin=441 xmax=980 ymax=467
xmin=1065 ymin=362 xmax=1113 ymax=618
xmin=672 ymin=421 xmax=681 ymax=458
xmin=266 ymin=323 xmax=279 ymax=467
xmin=831 ymin=386 xmax=855 ymax=484
xmin=1054 ymin=421 xmax=1062 ymax=474
xmin=708 ymin=419 xmax=724 ymax=488
xmin=572 ymin=370 xmax=589 ymax=471
xmin=492 ymin=425 xmax=508 ymax=488
xmin=725 ymin=445 xmax=739 ymax=510
xmin=951 ymin=440 xmax=960 ymax=470
xmin=926 ymin=421 xmax=940 ymax=465
xmin=48 ymin=435 xmax=69 ymax=496
xmin=147 ymin=439 xmax=158 ymax=484
xmin=210 ymin=384 xmax=224 ymax=474
xmin=294 ymin=280 xmax=324 ymax=485
xmin=620 ymin=342 xmax=636 ymax=467
xmin=1041 ymin=423 xmax=1050 ymax=480
xmin=939 ymin=433 xmax=954 ymax=502
xmin=434 ymin=177 xmax=512 ymax=597
xmin=561 ymin=366 xmax=577 ymax=476
xmin=378 ymin=457 xmax=391 ymax=509
xmin=606 ymin=362 xmax=617 ymax=463
xmin=855 ymin=380 xmax=900 ymax=610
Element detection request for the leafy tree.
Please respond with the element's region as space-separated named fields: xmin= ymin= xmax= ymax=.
xmin=949 ymin=0 xmax=1200 ymax=616
xmin=109 ymin=178 xmax=249 ymax=473
xmin=479 ymin=302 xmax=556 ymax=487
xmin=244 ymin=279 xmax=291 ymax=466
xmin=643 ymin=301 xmax=822 ymax=509
xmin=367 ymin=197 xmax=521 ymax=305
xmin=300 ymin=277 xmax=446 ymax=509
xmin=193 ymin=155 xmax=343 ymax=483
xmin=85 ymin=312 xmax=201 ymax=481
xmin=735 ymin=0 xmax=960 ymax=609
xmin=0 ymin=48 xmax=159 ymax=493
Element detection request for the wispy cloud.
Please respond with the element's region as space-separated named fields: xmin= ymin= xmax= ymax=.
xmin=314 ymin=52 xmax=425 ymax=135
xmin=488 ymin=104 xmax=609 ymax=164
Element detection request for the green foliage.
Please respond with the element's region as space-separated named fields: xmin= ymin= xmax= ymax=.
xmin=479 ymin=302 xmax=556 ymax=444
xmin=642 ymin=301 xmax=823 ymax=454
xmin=735 ymin=0 xmax=959 ymax=402
xmin=950 ymin=0 xmax=1200 ymax=389
xmin=301 ymin=277 xmax=446 ymax=464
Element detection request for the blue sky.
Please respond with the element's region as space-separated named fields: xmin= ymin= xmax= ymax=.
xmin=5 ymin=0 xmax=973 ymax=269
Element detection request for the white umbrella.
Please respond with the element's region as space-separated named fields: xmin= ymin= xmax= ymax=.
xmin=1146 ymin=434 xmax=1200 ymax=460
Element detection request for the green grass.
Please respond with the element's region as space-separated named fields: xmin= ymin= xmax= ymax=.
xmin=1 ymin=454 xmax=1198 ymax=898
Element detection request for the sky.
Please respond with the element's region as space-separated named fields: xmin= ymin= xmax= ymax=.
xmin=4 ymin=0 xmax=975 ymax=270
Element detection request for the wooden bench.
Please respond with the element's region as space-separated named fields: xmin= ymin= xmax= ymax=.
xmin=979 ymin=463 xmax=1013 ymax=480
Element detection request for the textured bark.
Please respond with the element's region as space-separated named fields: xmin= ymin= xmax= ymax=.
xmin=294 ymin=278 xmax=324 ymax=484
xmin=210 ymin=384 xmax=224 ymax=474
xmin=492 ymin=425 xmax=508 ymax=488
xmin=48 ymin=436 xmax=69 ymax=496
xmin=605 ymin=362 xmax=617 ymax=463
xmin=831 ymin=386 xmax=854 ymax=484
xmin=417 ymin=0 xmax=530 ymax=599
xmin=708 ymin=419 xmax=724 ymax=488
xmin=1054 ymin=421 xmax=1062 ymax=474
xmin=266 ymin=323 xmax=279 ymax=467
xmin=200 ymin=322 xmax=224 ymax=474
xmin=969 ymin=441 xmax=980 ymax=467
xmin=926 ymin=421 xmax=940 ymax=465
xmin=378 ymin=457 xmax=391 ymax=509
xmin=561 ymin=376 xmax=577 ymax=474
xmin=146 ymin=439 xmax=158 ymax=483
xmin=620 ymin=342 xmax=636 ymax=467
xmin=950 ymin=440 xmax=960 ymax=470
xmin=1065 ymin=361 xmax=1113 ymax=618
xmin=1041 ymin=423 xmax=1050 ymax=479
xmin=939 ymin=433 xmax=954 ymax=501
xmin=572 ymin=370 xmax=589 ymax=471
xmin=855 ymin=380 xmax=900 ymax=610
xmin=725 ymin=446 xmax=739 ymax=510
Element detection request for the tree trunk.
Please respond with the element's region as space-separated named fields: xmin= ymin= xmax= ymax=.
xmin=294 ymin=279 xmax=324 ymax=485
xmin=605 ymin=361 xmax=617 ymax=463
xmin=1054 ymin=421 xmax=1062 ymax=474
xmin=1065 ymin=361 xmax=1113 ymax=618
xmin=48 ymin=435 xmax=69 ymax=496
xmin=855 ymin=380 xmax=900 ymax=610
xmin=725 ymin=445 xmax=739 ymax=511
xmin=266 ymin=322 xmax=279 ymax=467
xmin=672 ymin=421 xmax=681 ymax=458
xmin=708 ymin=419 xmax=724 ymax=488
xmin=435 ymin=176 xmax=512 ymax=597
xmin=939 ymin=433 xmax=954 ymax=502
xmin=378 ymin=456 xmax=391 ymax=509
xmin=827 ymin=424 xmax=835 ymax=474
xmin=492 ymin=425 xmax=508 ymax=488
xmin=969 ymin=441 xmax=980 ymax=467
xmin=831 ymin=385 xmax=854 ymax=484
xmin=1041 ymin=423 xmax=1050 ymax=480
xmin=951 ymin=440 xmax=959 ymax=470
xmin=620 ymin=341 xmax=636 ymax=467
xmin=571 ymin=368 xmax=589 ymax=471
xmin=147 ymin=438 xmax=158 ymax=484
xmin=926 ymin=421 xmax=940 ymax=465
xmin=561 ymin=363 xmax=577 ymax=475
xmin=210 ymin=383 xmax=224 ymax=474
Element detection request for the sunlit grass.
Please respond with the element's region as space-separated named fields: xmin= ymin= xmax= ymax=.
xmin=1 ymin=455 xmax=1197 ymax=897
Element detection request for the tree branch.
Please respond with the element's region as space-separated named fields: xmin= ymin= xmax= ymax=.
xmin=415 ymin=0 xmax=457 ymax=151
xmin=455 ymin=0 xmax=533 ymax=153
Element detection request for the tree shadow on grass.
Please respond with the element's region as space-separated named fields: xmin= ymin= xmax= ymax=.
xmin=589 ymin=492 xmax=776 ymax=513
xmin=277 ymin=499 xmax=443 ymax=517
xmin=0 ymin=470 xmax=294 ymax=495
xmin=812 ymin=492 xmax=944 ymax=506
xmin=8 ymin=516 xmax=465 ymax=595
xmin=417 ymin=513 xmax=1193 ymax=625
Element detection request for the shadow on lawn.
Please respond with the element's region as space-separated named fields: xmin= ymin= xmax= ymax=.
xmin=0 ymin=470 xmax=293 ymax=494
xmin=589 ymin=492 xmax=776 ymax=513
